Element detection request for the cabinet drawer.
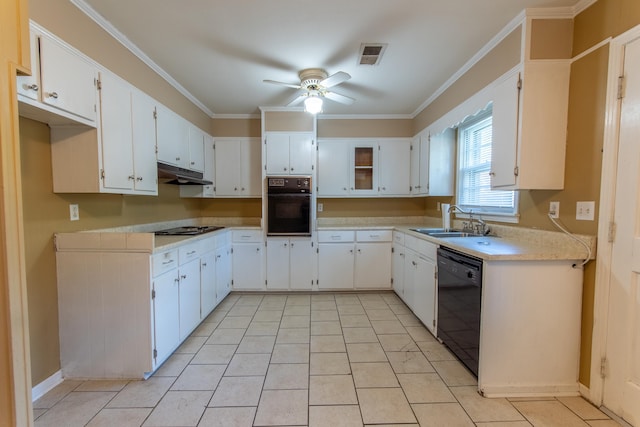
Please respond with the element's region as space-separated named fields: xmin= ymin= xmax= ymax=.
xmin=232 ymin=229 xmax=263 ymax=242
xmin=317 ymin=230 xmax=355 ymax=243
xmin=356 ymin=230 xmax=392 ymax=242
xmin=216 ymin=230 xmax=232 ymax=247
xmin=405 ymin=235 xmax=437 ymax=261
xmin=393 ymin=231 xmax=405 ymax=246
xmin=153 ymin=250 xmax=178 ymax=277
xmin=179 ymin=243 xmax=200 ymax=265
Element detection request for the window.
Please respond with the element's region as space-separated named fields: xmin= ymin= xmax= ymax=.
xmin=456 ymin=111 xmax=518 ymax=220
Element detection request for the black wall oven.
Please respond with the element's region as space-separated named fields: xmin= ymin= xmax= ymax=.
xmin=267 ymin=176 xmax=312 ymax=236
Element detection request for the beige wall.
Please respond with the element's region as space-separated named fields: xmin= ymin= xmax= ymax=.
xmin=212 ymin=118 xmax=261 ymax=137
xmin=264 ymin=111 xmax=314 ymax=132
xmin=318 ymin=119 xmax=413 ymax=138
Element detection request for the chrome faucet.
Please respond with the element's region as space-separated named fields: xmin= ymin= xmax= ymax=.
xmin=448 ymin=205 xmax=490 ymax=235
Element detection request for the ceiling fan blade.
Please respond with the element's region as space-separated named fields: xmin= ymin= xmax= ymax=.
xmin=286 ymin=93 xmax=307 ymax=106
xmin=319 ymin=71 xmax=351 ymax=88
xmin=263 ymin=79 xmax=302 ymax=89
xmin=324 ymin=91 xmax=355 ymax=105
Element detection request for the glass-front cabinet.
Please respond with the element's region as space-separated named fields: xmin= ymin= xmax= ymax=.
xmin=351 ymin=143 xmax=377 ymax=196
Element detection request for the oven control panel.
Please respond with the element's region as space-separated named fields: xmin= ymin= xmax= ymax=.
xmin=267 ymin=176 xmax=311 ymax=193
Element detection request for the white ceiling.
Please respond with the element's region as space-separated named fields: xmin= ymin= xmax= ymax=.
xmin=77 ymin=0 xmax=584 ymax=117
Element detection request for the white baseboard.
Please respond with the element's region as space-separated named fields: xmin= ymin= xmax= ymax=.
xmin=32 ymin=370 xmax=63 ymax=402
xmin=579 ymin=383 xmax=591 ymax=402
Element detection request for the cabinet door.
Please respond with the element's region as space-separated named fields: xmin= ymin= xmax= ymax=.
xmin=39 ymin=35 xmax=97 ymax=122
xmin=318 ymin=243 xmax=354 ymax=289
xmin=131 ymin=90 xmax=158 ymax=194
xmin=317 ymin=140 xmax=350 ymax=196
xmin=242 ymin=138 xmax=262 ymax=197
xmin=156 ymin=104 xmax=189 ymax=168
xmin=266 ymin=238 xmax=290 ymax=290
xmin=351 ymin=143 xmax=378 ymax=196
xmin=153 ymin=269 xmax=180 ymax=367
xmin=413 ymin=255 xmax=437 ymax=333
xmin=188 ymin=126 xmax=205 ymax=172
xmin=355 ymin=242 xmax=391 ymax=289
xmin=410 ymin=136 xmax=423 ymax=195
xmin=99 ymin=72 xmax=134 ymax=192
xmin=215 ymin=246 xmax=231 ymax=303
xmin=403 ymin=253 xmax=417 ymax=311
xmin=289 ymin=133 xmax=314 ymax=175
xmin=16 ymin=30 xmax=40 ymax=101
xmin=265 ymin=134 xmax=290 ymax=175
xmin=232 ymin=243 xmax=263 ymax=290
xmin=427 ymin=129 xmax=455 ymax=196
xmin=491 ymin=70 xmax=520 ymax=188
xmin=378 ymin=140 xmax=410 ymax=196
xmin=214 ymin=139 xmax=242 ymax=196
xmin=290 ymin=239 xmax=315 ymax=290
xmin=392 ymin=246 xmax=405 ymax=298
xmin=200 ymin=251 xmax=216 ymax=320
xmin=179 ymin=258 xmax=201 ymax=340
xmin=202 ymin=134 xmax=215 ymax=196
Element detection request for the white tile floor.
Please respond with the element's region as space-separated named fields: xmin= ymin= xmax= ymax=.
xmin=33 ymin=292 xmax=621 ymax=427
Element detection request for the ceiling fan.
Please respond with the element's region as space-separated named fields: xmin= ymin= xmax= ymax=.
xmin=264 ymin=68 xmax=355 ymax=114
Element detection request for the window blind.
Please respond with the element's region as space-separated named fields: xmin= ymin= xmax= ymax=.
xmin=457 ymin=115 xmax=515 ymax=215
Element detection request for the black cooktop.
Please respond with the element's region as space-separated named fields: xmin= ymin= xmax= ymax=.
xmin=154 ymin=225 xmax=224 ymax=236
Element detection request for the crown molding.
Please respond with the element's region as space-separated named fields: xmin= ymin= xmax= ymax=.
xmin=573 ymin=0 xmax=598 ymax=15
xmin=212 ymin=114 xmax=261 ymax=119
xmin=70 ymin=0 xmax=214 ymax=117
xmin=317 ymin=114 xmax=413 ymax=120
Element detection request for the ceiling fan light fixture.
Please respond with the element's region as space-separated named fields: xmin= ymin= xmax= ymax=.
xmin=304 ymin=94 xmax=323 ymax=114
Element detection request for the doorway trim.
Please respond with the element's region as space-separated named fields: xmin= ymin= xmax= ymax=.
xmin=590 ymin=23 xmax=640 ymax=408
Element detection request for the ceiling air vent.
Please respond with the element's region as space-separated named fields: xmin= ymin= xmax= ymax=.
xmin=358 ymin=43 xmax=387 ymax=66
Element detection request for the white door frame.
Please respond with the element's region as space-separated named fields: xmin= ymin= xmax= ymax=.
xmin=590 ymin=23 xmax=640 ymax=407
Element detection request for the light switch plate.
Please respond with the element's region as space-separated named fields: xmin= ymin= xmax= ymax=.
xmin=576 ymin=201 xmax=595 ymax=221
xmin=69 ymin=204 xmax=79 ymax=221
xmin=317 ymin=203 xmax=323 ymax=212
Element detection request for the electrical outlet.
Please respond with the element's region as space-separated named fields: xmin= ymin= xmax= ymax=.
xmin=69 ymin=204 xmax=79 ymax=221
xmin=576 ymin=201 xmax=595 ymax=221
xmin=549 ymin=201 xmax=560 ymax=219
xmin=317 ymin=203 xmax=323 ymax=212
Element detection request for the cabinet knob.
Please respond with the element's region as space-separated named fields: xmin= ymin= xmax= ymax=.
xmin=357 ymin=249 xmax=361 ymax=253
xmin=202 ymin=262 xmax=207 ymax=267
xmin=181 ymin=274 xmax=187 ymax=279
xmin=382 ymin=187 xmax=386 ymax=191
xmin=47 ymin=91 xmax=58 ymax=99
xmin=350 ymin=249 xmax=353 ymax=253
xmin=234 ymin=187 xmax=238 ymax=191
xmin=256 ymin=247 xmax=260 ymax=252
xmin=128 ymin=175 xmax=135 ymax=180
xmin=27 ymin=84 xmax=39 ymax=92
xmin=174 ymin=278 xmax=180 ymax=283
xmin=284 ymin=167 xmax=287 ymax=171
xmin=136 ymin=177 xmax=143 ymax=181
xmin=191 ymin=161 xmax=195 ymax=165
xmin=241 ymin=187 xmax=245 ymax=191
xmin=343 ymin=187 xmax=347 ymax=191
xmin=284 ymin=243 xmax=287 ymax=247
xmin=489 ymin=171 xmax=495 ymax=176
xmin=291 ymin=167 xmax=294 ymax=171
xmin=290 ymin=243 xmax=294 ymax=247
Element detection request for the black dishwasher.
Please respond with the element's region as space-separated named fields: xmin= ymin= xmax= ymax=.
xmin=437 ymin=247 xmax=483 ymax=376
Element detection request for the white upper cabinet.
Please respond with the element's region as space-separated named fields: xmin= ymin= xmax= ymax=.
xmin=156 ymin=104 xmax=189 ymax=169
xmin=317 ymin=140 xmax=350 ymax=197
xmin=50 ymin=70 xmax=158 ymax=195
xmin=265 ymin=132 xmax=315 ymax=175
xmin=318 ymin=138 xmax=412 ymax=197
xmin=130 ymin=89 xmax=159 ymax=194
xmin=17 ymin=24 xmax=98 ymax=126
xmin=214 ymin=138 xmax=262 ymax=197
xmin=410 ymin=130 xmax=455 ymax=197
xmin=491 ymin=61 xmax=570 ymax=190
xmin=188 ymin=125 xmax=205 ymax=172
xmin=378 ymin=139 xmax=411 ymax=196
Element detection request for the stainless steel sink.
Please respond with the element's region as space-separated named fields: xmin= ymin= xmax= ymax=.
xmin=410 ymin=228 xmax=485 ymax=238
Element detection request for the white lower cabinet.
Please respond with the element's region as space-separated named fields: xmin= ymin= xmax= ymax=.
xmin=55 ymin=230 xmax=231 ymax=379
xmin=232 ymin=230 xmax=264 ymax=290
xmin=392 ymin=232 xmax=437 ymax=333
xmin=266 ymin=238 xmax=316 ymax=291
xmin=215 ymin=233 xmax=232 ymax=304
xmin=317 ymin=229 xmax=392 ymax=290
xmin=153 ymin=266 xmax=181 ymax=368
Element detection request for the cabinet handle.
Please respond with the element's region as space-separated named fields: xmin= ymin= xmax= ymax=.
xmin=176 ymin=157 xmax=181 ymax=161
xmin=47 ymin=91 xmax=58 ymax=99
xmin=181 ymin=274 xmax=187 ymax=279
xmin=128 ymin=175 xmax=135 ymax=180
xmin=136 ymin=177 xmax=143 ymax=181
xmin=489 ymin=171 xmax=495 ymax=176
xmin=27 ymin=84 xmax=39 ymax=92
xmin=216 ymin=255 xmax=221 ymax=259
xmin=174 ymin=278 xmax=180 ymax=283
xmin=412 ymin=261 xmax=417 ymax=266
xmin=202 ymin=262 xmax=207 ymax=267
xmin=187 ymin=250 xmax=196 ymax=255
xmin=369 ymin=234 xmax=380 ymax=238
xmin=162 ymin=260 xmax=174 ymax=265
